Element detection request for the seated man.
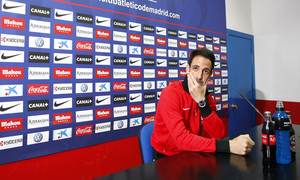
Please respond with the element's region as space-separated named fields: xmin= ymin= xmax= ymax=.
xmin=151 ymin=47 xmax=255 ymax=160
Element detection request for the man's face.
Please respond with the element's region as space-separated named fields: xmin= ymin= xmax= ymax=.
xmin=186 ymin=55 xmax=212 ymax=86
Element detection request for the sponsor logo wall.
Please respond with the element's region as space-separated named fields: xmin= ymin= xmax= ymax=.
xmin=0 ymin=0 xmax=228 ymax=165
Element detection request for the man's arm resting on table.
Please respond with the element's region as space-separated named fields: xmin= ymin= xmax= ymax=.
xmin=215 ymin=135 xmax=255 ymax=155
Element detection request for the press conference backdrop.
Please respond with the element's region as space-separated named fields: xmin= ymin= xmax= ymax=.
xmin=0 ymin=0 xmax=228 ymax=165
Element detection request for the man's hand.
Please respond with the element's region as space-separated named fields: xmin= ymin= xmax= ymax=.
xmin=229 ymin=134 xmax=255 ymax=155
xmin=187 ymin=72 xmax=207 ymax=102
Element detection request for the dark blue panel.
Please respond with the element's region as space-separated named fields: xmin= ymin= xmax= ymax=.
xmin=227 ymin=30 xmax=256 ymax=136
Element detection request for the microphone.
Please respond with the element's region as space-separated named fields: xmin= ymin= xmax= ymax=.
xmin=239 ymin=92 xmax=265 ymax=119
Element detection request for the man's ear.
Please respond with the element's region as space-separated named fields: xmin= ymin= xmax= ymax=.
xmin=186 ymin=64 xmax=190 ymax=73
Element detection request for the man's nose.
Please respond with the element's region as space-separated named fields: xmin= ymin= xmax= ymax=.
xmin=197 ymin=71 xmax=203 ymax=80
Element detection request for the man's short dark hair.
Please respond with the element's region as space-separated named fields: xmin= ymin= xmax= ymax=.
xmin=188 ymin=47 xmax=215 ymax=71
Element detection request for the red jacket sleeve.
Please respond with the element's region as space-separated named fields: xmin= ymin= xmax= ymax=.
xmin=202 ymin=94 xmax=226 ymax=139
xmin=157 ymin=85 xmax=224 ymax=153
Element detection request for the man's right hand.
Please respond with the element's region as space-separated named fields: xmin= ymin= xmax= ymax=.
xmin=229 ymin=134 xmax=255 ymax=155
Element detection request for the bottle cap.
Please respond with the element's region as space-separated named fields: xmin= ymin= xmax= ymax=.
xmin=264 ymin=111 xmax=271 ymax=116
xmin=275 ymin=101 xmax=285 ymax=111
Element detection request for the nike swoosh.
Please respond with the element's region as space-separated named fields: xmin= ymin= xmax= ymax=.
xmin=3 ymin=3 xmax=23 ymax=10
xmin=179 ymin=62 xmax=186 ymax=66
xmin=1 ymin=53 xmax=22 ymax=60
xmin=55 ymin=12 xmax=71 ymax=17
xmin=0 ymin=103 xmax=20 ymax=112
xmin=54 ymin=100 xmax=70 ymax=107
xmin=54 ymin=56 xmax=70 ymax=61
xmin=96 ymin=58 xmax=109 ymax=63
xmin=130 ymin=95 xmax=140 ymax=101
xmin=96 ymin=19 xmax=109 ymax=24
xmin=157 ymin=61 xmax=165 ymax=65
xmin=198 ymin=37 xmax=203 ymax=40
xmin=183 ymin=108 xmax=190 ymax=111
xmin=130 ymin=24 xmax=140 ymax=29
xmin=130 ymin=59 xmax=140 ymax=64
xmin=156 ymin=29 xmax=164 ymax=33
xmin=214 ymin=64 xmax=218 ymax=67
xmin=96 ymin=97 xmax=109 ymax=104
xmin=179 ymin=33 xmax=186 ymax=36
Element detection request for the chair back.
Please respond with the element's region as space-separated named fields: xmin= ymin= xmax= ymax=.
xmin=138 ymin=122 xmax=155 ymax=164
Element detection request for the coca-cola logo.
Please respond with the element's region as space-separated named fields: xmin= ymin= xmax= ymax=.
xmin=221 ymin=55 xmax=227 ymax=61
xmin=222 ymin=103 xmax=229 ymax=109
xmin=76 ymin=125 xmax=93 ymax=136
xmin=113 ymin=82 xmax=127 ymax=91
xmin=28 ymin=84 xmax=49 ymax=95
xmin=143 ymin=47 xmax=155 ymax=56
xmin=76 ymin=41 xmax=93 ymax=51
xmin=262 ymin=134 xmax=276 ymax=145
xmin=144 ymin=115 xmax=155 ymax=124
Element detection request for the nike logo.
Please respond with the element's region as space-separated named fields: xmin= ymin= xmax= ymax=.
xmin=54 ymin=56 xmax=70 ymax=61
xmin=130 ymin=59 xmax=140 ymax=64
xmin=179 ymin=62 xmax=186 ymax=66
xmin=55 ymin=12 xmax=71 ymax=17
xmin=179 ymin=33 xmax=186 ymax=36
xmin=1 ymin=53 xmax=22 ymax=60
xmin=130 ymin=24 xmax=140 ymax=29
xmin=157 ymin=61 xmax=165 ymax=65
xmin=156 ymin=29 xmax=165 ymax=33
xmin=0 ymin=103 xmax=21 ymax=112
xmin=96 ymin=97 xmax=109 ymax=104
xmin=2 ymin=3 xmax=23 ymax=10
xmin=198 ymin=36 xmax=203 ymax=40
xmin=54 ymin=100 xmax=70 ymax=107
xmin=96 ymin=19 xmax=109 ymax=24
xmin=96 ymin=58 xmax=109 ymax=63
xmin=130 ymin=95 xmax=140 ymax=101
xmin=183 ymin=108 xmax=190 ymax=111
xmin=214 ymin=64 xmax=218 ymax=67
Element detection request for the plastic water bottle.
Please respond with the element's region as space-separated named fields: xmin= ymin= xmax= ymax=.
xmin=272 ymin=101 xmax=291 ymax=164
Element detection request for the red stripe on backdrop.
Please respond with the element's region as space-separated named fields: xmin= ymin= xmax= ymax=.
xmin=0 ymin=136 xmax=141 ymax=179
xmin=256 ymin=100 xmax=300 ymax=125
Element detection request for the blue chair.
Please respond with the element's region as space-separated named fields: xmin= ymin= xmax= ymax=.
xmin=138 ymin=122 xmax=155 ymax=164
